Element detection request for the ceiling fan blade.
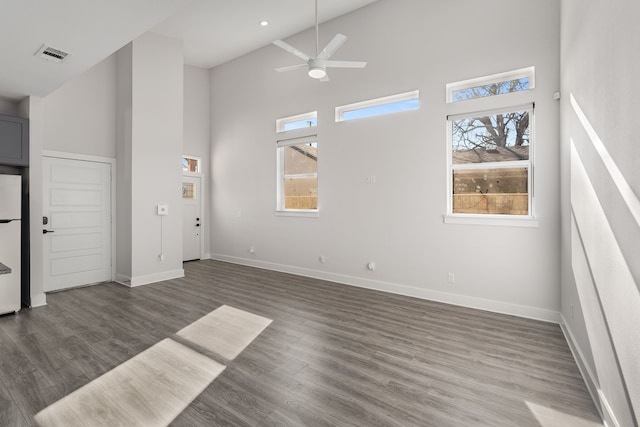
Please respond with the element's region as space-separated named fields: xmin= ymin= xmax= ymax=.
xmin=273 ymin=40 xmax=310 ymax=61
xmin=274 ymin=63 xmax=308 ymax=73
xmin=324 ymin=60 xmax=367 ymax=69
xmin=318 ymin=33 xmax=347 ymax=60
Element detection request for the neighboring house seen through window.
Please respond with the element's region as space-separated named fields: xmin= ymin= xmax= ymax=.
xmin=445 ymin=68 xmax=536 ymax=224
xmin=276 ymin=112 xmax=318 ymax=216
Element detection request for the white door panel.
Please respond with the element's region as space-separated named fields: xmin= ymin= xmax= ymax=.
xmin=43 ymin=157 xmax=112 ymax=291
xmin=182 ymin=176 xmax=201 ymax=261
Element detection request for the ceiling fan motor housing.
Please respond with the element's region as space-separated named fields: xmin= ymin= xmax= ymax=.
xmin=307 ymin=58 xmax=327 ymax=79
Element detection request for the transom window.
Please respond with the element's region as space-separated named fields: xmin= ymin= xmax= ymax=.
xmin=447 ymin=104 xmax=534 ymax=218
xmin=276 ymin=111 xmax=317 ymax=133
xmin=182 ymin=155 xmax=200 ymax=173
xmin=446 ymin=67 xmax=535 ymax=103
xmin=335 ymin=90 xmax=419 ymax=122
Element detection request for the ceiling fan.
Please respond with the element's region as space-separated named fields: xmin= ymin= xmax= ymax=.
xmin=273 ymin=0 xmax=367 ymax=81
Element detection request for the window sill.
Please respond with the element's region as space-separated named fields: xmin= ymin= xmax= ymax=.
xmin=443 ymin=214 xmax=538 ymax=228
xmin=275 ymin=210 xmax=319 ymax=218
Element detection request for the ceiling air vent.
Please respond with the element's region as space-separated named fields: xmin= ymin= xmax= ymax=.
xmin=35 ymin=44 xmax=71 ymax=64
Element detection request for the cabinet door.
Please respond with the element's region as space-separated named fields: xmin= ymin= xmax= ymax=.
xmin=0 ymin=115 xmax=29 ymax=166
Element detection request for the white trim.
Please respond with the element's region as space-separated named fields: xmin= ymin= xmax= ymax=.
xmin=451 ymin=160 xmax=531 ymax=171
xmin=125 ymin=269 xmax=185 ymax=287
xmin=30 ymin=292 xmax=47 ymax=307
xmin=274 ymin=209 xmax=319 ymax=218
xmin=446 ymin=102 xmax=535 ymax=121
xmin=276 ymin=134 xmax=318 ymax=147
xmin=43 ymin=150 xmax=115 ymax=165
xmin=443 ymin=215 xmax=538 ymax=227
xmin=446 ymin=66 xmax=535 ymax=103
xmin=210 ymin=254 xmax=560 ymax=323
xmin=335 ymin=90 xmax=419 ymax=122
xmin=42 ymin=150 xmax=117 ymax=283
xmin=559 ymin=316 xmax=603 ymax=420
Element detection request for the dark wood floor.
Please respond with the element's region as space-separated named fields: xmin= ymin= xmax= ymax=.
xmin=1 ymin=260 xmax=601 ymax=426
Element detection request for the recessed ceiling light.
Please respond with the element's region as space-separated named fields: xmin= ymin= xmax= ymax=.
xmin=259 ymin=20 xmax=269 ymax=27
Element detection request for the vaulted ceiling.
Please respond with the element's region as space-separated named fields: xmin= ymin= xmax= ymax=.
xmin=0 ymin=0 xmax=378 ymax=100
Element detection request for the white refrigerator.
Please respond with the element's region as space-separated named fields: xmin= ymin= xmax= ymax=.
xmin=0 ymin=174 xmax=21 ymax=314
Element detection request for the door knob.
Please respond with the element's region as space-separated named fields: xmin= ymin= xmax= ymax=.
xmin=43 ymin=229 xmax=55 ymax=234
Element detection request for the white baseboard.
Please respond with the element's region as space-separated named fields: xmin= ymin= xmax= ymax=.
xmin=559 ymin=316 xmax=603 ymax=419
xmin=30 ymin=292 xmax=47 ymax=308
xmin=125 ymin=269 xmax=185 ymax=288
xmin=209 ymin=254 xmax=560 ymax=323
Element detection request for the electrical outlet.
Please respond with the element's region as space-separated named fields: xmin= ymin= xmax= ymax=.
xmin=447 ymin=272 xmax=455 ymax=284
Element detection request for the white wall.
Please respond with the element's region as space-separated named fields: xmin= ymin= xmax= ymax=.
xmin=116 ymin=43 xmax=133 ymax=282
xmin=209 ymin=0 xmax=561 ymax=321
xmin=128 ymin=32 xmax=184 ymax=285
xmin=561 ymin=0 xmax=640 ymax=425
xmin=183 ymin=65 xmax=211 ymax=257
xmin=42 ymin=54 xmax=117 ymax=158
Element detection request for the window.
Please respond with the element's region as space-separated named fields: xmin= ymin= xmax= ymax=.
xmin=276 ymin=111 xmax=317 ymax=133
xmin=276 ymin=135 xmax=318 ymax=214
xmin=182 ymin=155 xmax=200 ymax=173
xmin=182 ymin=182 xmax=195 ymax=199
xmin=446 ymin=67 xmax=535 ymax=103
xmin=447 ymin=104 xmax=534 ymax=218
xmin=335 ymin=90 xmax=419 ymax=122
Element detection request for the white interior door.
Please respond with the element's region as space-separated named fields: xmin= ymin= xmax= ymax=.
xmin=182 ymin=176 xmax=201 ymax=261
xmin=43 ymin=157 xmax=112 ymax=291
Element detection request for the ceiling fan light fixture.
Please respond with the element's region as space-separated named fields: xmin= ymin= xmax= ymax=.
xmin=308 ymin=66 xmax=326 ymax=79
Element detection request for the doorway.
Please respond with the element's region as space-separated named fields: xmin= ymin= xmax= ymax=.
xmin=182 ymin=175 xmax=202 ymax=261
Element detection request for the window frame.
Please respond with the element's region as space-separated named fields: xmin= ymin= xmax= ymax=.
xmin=275 ymin=134 xmax=319 ymax=217
xmin=276 ymin=111 xmax=317 ymax=133
xmin=182 ymin=155 xmax=201 ymax=175
xmin=335 ymin=90 xmax=419 ymax=122
xmin=445 ymin=103 xmax=537 ymax=226
xmin=446 ymin=67 xmax=535 ymax=103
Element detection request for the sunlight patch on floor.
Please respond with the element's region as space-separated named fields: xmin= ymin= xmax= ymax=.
xmin=526 ymin=401 xmax=602 ymax=427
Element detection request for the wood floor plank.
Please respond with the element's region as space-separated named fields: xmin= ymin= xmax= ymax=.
xmin=0 ymin=259 xmax=602 ymax=426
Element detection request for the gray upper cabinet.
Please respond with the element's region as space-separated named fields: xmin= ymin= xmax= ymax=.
xmin=0 ymin=114 xmax=29 ymax=167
